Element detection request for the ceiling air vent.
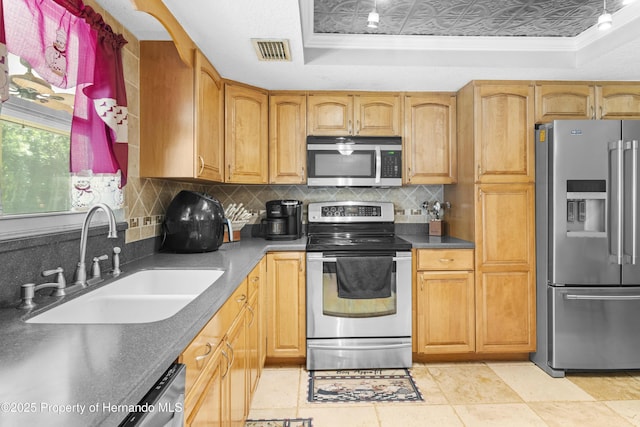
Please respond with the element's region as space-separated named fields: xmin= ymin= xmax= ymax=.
xmin=252 ymin=39 xmax=291 ymax=62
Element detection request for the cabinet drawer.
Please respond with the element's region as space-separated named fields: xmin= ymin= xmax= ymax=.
xmin=180 ymin=279 xmax=248 ymax=398
xmin=417 ymin=249 xmax=474 ymax=270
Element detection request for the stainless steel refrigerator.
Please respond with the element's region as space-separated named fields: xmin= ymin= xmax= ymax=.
xmin=531 ymin=119 xmax=640 ymax=378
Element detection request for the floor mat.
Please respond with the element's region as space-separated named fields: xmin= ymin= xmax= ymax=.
xmin=308 ymin=368 xmax=423 ymax=403
xmin=245 ymin=419 xmax=312 ymax=427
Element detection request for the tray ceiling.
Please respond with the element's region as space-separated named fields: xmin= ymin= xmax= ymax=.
xmin=313 ymin=0 xmax=627 ymax=37
xmin=96 ymin=0 xmax=640 ymax=91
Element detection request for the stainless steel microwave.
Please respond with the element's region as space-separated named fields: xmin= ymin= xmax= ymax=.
xmin=306 ymin=136 xmax=402 ymax=187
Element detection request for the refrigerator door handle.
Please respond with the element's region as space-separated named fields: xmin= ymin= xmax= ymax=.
xmin=609 ymin=140 xmax=624 ymax=265
xmin=625 ymin=140 xmax=639 ymax=265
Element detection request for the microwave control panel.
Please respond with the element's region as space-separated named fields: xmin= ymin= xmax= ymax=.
xmin=381 ymin=151 xmax=402 ymax=178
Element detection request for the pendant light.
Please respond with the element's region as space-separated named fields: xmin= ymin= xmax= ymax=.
xmin=367 ymin=0 xmax=379 ymax=29
xmin=598 ymin=0 xmax=613 ymax=31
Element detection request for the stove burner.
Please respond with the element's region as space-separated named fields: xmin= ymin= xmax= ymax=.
xmin=306 ymin=201 xmax=411 ymax=252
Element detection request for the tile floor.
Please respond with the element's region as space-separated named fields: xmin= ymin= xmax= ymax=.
xmin=248 ymin=361 xmax=640 ymax=426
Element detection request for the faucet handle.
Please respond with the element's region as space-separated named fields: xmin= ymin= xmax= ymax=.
xmin=91 ymin=254 xmax=109 ymax=279
xmin=42 ymin=267 xmax=66 ymax=295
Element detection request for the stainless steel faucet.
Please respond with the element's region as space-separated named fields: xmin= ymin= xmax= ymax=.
xmin=73 ymin=203 xmax=118 ymax=288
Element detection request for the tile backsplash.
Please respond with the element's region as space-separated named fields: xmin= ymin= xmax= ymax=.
xmin=125 ymin=181 xmax=445 ymax=241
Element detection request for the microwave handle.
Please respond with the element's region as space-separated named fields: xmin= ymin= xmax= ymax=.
xmin=375 ymin=146 xmax=381 ymax=184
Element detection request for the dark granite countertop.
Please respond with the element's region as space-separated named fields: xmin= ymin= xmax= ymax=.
xmin=399 ymin=234 xmax=475 ymax=249
xmin=0 ymin=234 xmax=472 ymax=427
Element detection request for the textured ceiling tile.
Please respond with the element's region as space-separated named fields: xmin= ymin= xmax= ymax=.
xmin=314 ymin=0 xmax=626 ymax=37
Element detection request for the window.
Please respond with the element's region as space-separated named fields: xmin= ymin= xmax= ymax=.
xmin=0 ymin=53 xmax=123 ymax=238
xmin=0 ymin=1 xmax=129 ymax=239
xmin=1 ymin=53 xmax=74 ymax=215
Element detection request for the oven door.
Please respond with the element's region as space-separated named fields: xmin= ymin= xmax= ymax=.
xmin=306 ymin=251 xmax=412 ymax=339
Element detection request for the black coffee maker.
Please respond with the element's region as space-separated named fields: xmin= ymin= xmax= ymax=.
xmin=263 ymin=200 xmax=303 ymax=240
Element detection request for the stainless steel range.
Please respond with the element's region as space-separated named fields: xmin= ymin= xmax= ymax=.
xmin=305 ymin=201 xmax=412 ymax=370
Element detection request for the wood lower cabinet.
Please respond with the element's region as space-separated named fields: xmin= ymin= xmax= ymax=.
xmin=403 ymin=93 xmax=457 ymax=184
xmin=183 ymin=257 xmax=266 ymax=426
xmin=186 ymin=346 xmax=227 ymax=427
xmin=475 ymin=183 xmax=536 ymax=353
xmin=226 ymin=313 xmax=247 ymax=427
xmin=535 ymin=82 xmax=640 ymax=122
xmin=414 ymin=249 xmax=475 ymax=354
xmin=269 ymin=93 xmax=306 ymax=184
xmin=307 ymin=92 xmax=401 ymax=136
xmin=266 ymin=252 xmax=306 ymax=360
xmin=247 ymin=257 xmax=266 ymax=395
xmin=225 ymin=82 xmax=269 ymax=183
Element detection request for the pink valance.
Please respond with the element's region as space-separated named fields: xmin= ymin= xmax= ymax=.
xmin=1 ymin=0 xmax=128 ymax=185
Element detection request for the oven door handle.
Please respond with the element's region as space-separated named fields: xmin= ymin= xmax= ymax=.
xmin=312 ymin=256 xmax=405 ymax=262
xmin=307 ymin=342 xmax=411 ymax=351
xmin=375 ymin=145 xmax=382 ymax=184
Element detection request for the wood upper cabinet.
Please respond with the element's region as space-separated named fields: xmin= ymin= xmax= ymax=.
xmin=404 ymin=93 xmax=457 ymax=184
xmin=535 ymin=83 xmax=595 ymax=122
xmin=472 ymin=83 xmax=535 ymax=183
xmin=414 ymin=249 xmax=475 ymax=355
xmin=596 ymin=84 xmax=640 ymax=119
xmin=535 ymin=82 xmax=640 ymax=122
xmin=196 ymin=51 xmax=225 ymax=181
xmin=307 ymin=93 xmax=401 ymax=136
xmin=269 ymin=93 xmax=307 ymax=183
xmin=225 ymin=82 xmax=269 ymax=183
xmin=140 ymin=42 xmax=224 ymax=181
xmin=266 ymin=252 xmax=306 ymax=359
xmin=475 ymin=183 xmax=536 ymax=353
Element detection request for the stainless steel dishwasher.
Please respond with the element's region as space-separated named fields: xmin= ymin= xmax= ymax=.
xmin=119 ymin=363 xmax=186 ymax=427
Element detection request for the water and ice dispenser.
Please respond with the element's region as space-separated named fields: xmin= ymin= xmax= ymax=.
xmin=565 ymin=180 xmax=606 ymax=237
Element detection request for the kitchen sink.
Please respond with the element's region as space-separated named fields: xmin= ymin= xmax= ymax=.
xmin=26 ymin=269 xmax=225 ymax=324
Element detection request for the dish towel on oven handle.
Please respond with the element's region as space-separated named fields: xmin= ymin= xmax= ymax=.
xmin=336 ymin=256 xmax=393 ymax=299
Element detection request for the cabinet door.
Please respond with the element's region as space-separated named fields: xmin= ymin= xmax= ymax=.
xmin=196 ymin=51 xmax=224 ymax=181
xmin=475 ymin=84 xmax=535 ymax=183
xmin=354 ymin=94 xmax=401 ymax=136
xmin=225 ymin=83 xmax=269 ymax=183
xmin=269 ymin=94 xmax=307 ymax=183
xmin=416 ymin=271 xmax=475 ymax=354
xmin=404 ymin=94 xmax=457 ymax=184
xmin=186 ymin=347 xmax=226 ymax=427
xmin=596 ymin=84 xmax=640 ymax=119
xmin=227 ymin=314 xmax=247 ymax=427
xmin=266 ymin=252 xmax=306 ymax=359
xmin=246 ymin=257 xmax=265 ymax=396
xmin=534 ymin=84 xmax=594 ymax=122
xmin=307 ymin=94 xmax=353 ymax=135
xmin=475 ymin=183 xmax=536 ymax=353
xmin=140 ymin=41 xmax=195 ymax=178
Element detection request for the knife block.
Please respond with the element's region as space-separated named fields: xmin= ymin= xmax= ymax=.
xmin=429 ymin=219 xmax=446 ymax=236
